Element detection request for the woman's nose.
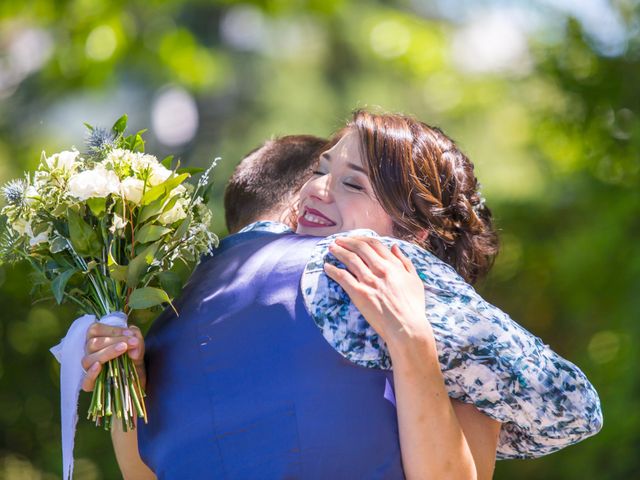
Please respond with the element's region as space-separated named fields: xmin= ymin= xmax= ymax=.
xmin=308 ymin=175 xmax=333 ymax=202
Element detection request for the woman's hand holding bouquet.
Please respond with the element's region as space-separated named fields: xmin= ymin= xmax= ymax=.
xmin=82 ymin=323 xmax=146 ymax=393
xmin=0 ymin=114 xmax=218 ymax=479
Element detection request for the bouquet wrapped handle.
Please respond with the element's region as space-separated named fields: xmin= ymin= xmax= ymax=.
xmin=50 ymin=311 xmax=127 ymax=480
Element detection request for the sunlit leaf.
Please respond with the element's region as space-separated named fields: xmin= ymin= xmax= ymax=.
xmin=136 ymin=224 xmax=171 ymax=243
xmin=112 ymin=114 xmax=128 ymax=135
xmin=127 ymin=287 xmax=170 ymax=310
xmin=67 ymin=209 xmax=100 ymax=258
xmin=126 ymin=242 xmax=158 ymax=287
xmin=51 ymin=268 xmax=77 ymax=304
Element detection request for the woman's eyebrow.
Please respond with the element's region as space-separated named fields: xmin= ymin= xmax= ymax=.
xmin=320 ymin=153 xmax=331 ymax=162
xmin=347 ymin=162 xmax=367 ymax=173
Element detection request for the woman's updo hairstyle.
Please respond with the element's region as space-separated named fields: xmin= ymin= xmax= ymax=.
xmin=346 ymin=109 xmax=499 ymax=284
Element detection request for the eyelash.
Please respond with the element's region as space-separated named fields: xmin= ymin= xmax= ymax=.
xmin=312 ymin=170 xmax=364 ymax=191
xmin=344 ymin=182 xmax=363 ymax=191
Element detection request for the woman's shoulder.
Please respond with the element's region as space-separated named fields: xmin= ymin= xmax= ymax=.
xmin=311 ymin=229 xmax=476 ymax=297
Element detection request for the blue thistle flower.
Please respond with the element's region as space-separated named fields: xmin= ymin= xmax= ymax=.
xmin=86 ymin=127 xmax=116 ymax=157
xmin=1 ymin=179 xmax=26 ymax=206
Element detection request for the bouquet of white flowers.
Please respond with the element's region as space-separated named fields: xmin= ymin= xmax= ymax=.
xmin=0 ymin=115 xmax=218 ymax=477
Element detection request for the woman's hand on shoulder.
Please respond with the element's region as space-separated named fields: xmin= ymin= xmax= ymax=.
xmin=81 ymin=323 xmax=146 ymax=392
xmin=324 ymin=236 xmax=431 ymax=349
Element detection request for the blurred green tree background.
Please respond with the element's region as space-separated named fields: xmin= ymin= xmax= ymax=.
xmin=0 ymin=0 xmax=638 ymax=478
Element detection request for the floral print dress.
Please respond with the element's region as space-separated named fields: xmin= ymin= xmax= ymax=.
xmin=242 ymin=222 xmax=603 ymax=459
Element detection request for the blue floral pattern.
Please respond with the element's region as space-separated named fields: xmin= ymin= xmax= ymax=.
xmin=238 ymin=221 xmax=293 ymax=234
xmin=300 ymin=229 xmax=603 ymax=459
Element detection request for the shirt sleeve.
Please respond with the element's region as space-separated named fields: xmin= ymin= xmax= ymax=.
xmin=301 ymin=229 xmax=603 ymax=459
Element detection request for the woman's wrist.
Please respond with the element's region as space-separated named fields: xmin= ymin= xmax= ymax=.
xmin=386 ymin=325 xmax=439 ymax=370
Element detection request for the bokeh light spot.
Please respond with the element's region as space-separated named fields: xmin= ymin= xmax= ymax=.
xmin=152 ymin=86 xmax=199 ymax=147
xmin=588 ymin=330 xmax=621 ymax=364
xmin=85 ymin=25 xmax=117 ymax=61
xmin=370 ymin=20 xmax=411 ymax=59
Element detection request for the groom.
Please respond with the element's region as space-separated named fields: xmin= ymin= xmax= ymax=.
xmin=84 ymin=134 xmax=600 ymax=478
xmin=83 ymin=134 xmax=327 ymax=478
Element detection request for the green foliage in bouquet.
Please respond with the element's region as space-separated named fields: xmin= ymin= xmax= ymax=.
xmin=0 ymin=114 xmax=219 ymax=431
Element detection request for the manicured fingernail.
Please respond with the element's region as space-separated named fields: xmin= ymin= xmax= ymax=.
xmin=115 ymin=342 xmax=127 ymax=351
xmin=127 ymin=337 xmax=138 ymax=345
xmin=123 ymin=329 xmax=134 ymax=337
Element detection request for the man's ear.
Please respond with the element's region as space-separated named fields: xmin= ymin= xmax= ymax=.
xmin=415 ymin=229 xmax=429 ymax=242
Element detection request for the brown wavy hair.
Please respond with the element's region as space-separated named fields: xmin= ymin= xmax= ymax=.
xmin=336 ymin=109 xmax=499 ymax=284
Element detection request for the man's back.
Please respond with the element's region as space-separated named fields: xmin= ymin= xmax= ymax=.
xmin=138 ymin=232 xmax=405 ymax=479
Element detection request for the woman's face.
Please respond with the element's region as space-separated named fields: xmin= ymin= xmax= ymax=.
xmin=296 ymin=131 xmax=394 ymax=237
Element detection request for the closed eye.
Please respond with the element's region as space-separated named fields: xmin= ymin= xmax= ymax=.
xmin=312 ymin=170 xmax=327 ymax=176
xmin=344 ymin=182 xmax=364 ymax=191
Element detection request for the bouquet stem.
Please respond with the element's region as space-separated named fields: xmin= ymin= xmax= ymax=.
xmin=87 ymin=354 xmax=147 ymax=431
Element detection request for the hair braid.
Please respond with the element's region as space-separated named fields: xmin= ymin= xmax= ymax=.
xmin=350 ymin=110 xmax=499 ymax=284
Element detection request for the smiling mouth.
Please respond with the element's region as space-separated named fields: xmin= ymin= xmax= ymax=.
xmin=298 ymin=207 xmax=337 ymax=228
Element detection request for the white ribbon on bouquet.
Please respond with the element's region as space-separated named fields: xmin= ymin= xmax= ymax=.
xmin=50 ymin=311 xmax=128 ymax=480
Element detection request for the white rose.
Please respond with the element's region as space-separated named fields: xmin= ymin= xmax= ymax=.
xmin=68 ymin=165 xmax=121 ymax=200
xmin=158 ymin=197 xmax=187 ymax=225
xmin=120 ymin=177 xmax=145 ymax=204
xmin=148 ymin=163 xmax=172 ymax=186
xmin=105 ymin=148 xmax=130 ymax=166
xmin=131 ymin=154 xmax=173 ymax=186
xmin=46 ymin=150 xmax=80 ymax=172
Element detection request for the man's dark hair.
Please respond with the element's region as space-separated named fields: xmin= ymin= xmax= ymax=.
xmin=224 ymin=134 xmax=327 ymax=233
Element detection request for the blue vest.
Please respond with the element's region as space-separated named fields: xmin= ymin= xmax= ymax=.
xmin=138 ymin=232 xmax=405 ymax=479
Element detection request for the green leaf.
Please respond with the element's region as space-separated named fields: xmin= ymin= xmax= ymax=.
xmin=51 ymin=268 xmax=77 ymax=304
xmin=140 ymin=173 xmax=190 ymax=206
xmin=51 ymin=204 xmax=67 ymax=217
xmin=122 ymin=134 xmax=134 ymax=149
xmin=132 ymin=134 xmax=145 ymax=152
xmin=86 ymin=197 xmax=106 ymax=217
xmin=128 ymin=287 xmax=171 ymax=310
xmin=112 ymin=114 xmax=128 ymax=135
xmin=173 ymin=212 xmax=191 ymax=240
xmin=161 ymin=155 xmax=174 ymax=169
xmin=177 ymin=167 xmax=204 ymax=175
xmin=139 ymin=183 xmax=166 ymax=206
xmin=49 ymin=236 xmax=69 ymax=254
xmin=138 ymin=196 xmax=166 ymax=223
xmin=172 ymin=212 xmax=192 ymax=241
xmin=67 ymin=209 xmax=100 ymax=258
xmin=137 ymin=193 xmax=182 ymax=225
xmin=160 ymin=194 xmax=180 ymax=214
xmin=83 ymin=122 xmax=94 ymax=132
xmin=109 ymin=264 xmax=128 ymax=283
xmin=126 ymin=243 xmax=158 ymax=288
xmin=136 ymin=224 xmax=171 ymax=243
xmin=107 ymin=242 xmax=118 ymax=266
xmin=159 ymin=271 xmax=183 ymax=298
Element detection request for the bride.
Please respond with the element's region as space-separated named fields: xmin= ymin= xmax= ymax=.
xmin=82 ymin=110 xmax=601 ymax=479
